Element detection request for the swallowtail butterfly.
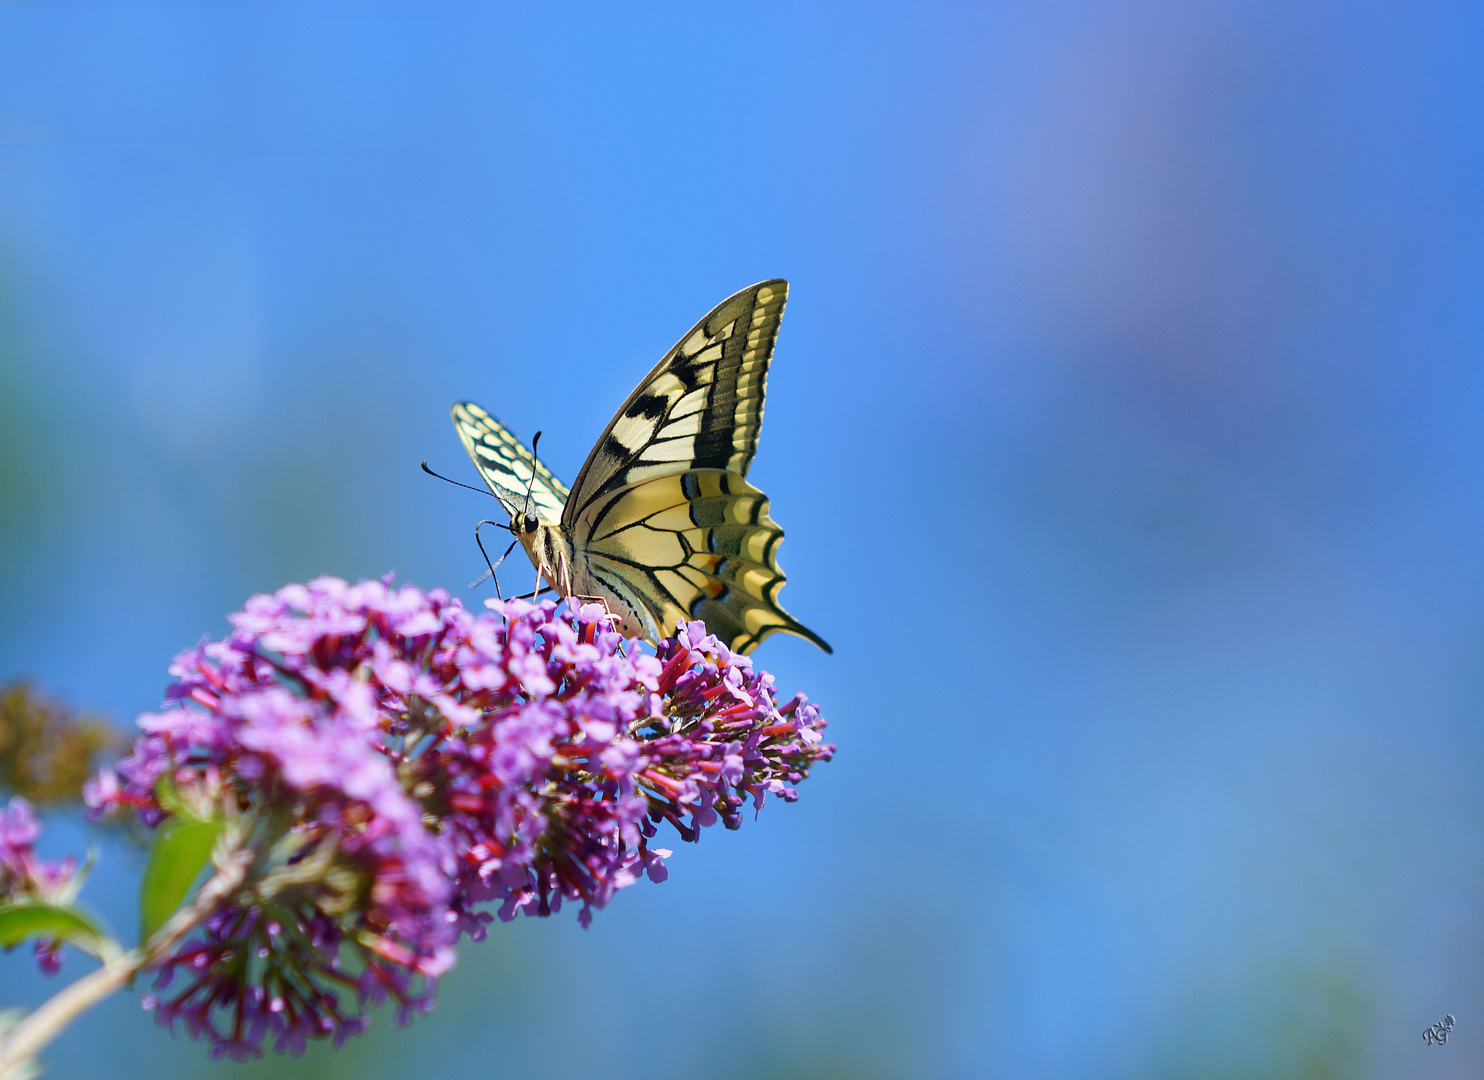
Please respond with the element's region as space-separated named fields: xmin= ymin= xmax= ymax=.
xmin=451 ymin=280 xmax=829 ymax=654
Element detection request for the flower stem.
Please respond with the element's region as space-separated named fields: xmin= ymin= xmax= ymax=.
xmin=0 ymin=850 xmax=250 ymax=1080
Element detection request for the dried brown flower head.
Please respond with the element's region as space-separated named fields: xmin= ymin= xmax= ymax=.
xmin=0 ymin=682 xmax=121 ymax=805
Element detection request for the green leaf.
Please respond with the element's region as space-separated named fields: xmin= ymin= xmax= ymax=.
xmin=139 ymin=814 xmax=224 ymax=944
xmin=0 ymin=901 xmax=107 ymax=952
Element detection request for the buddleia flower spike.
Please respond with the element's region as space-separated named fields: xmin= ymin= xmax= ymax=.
xmin=0 ymin=576 xmax=832 ymax=1068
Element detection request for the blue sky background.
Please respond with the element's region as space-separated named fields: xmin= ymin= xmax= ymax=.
xmin=3 ymin=3 xmax=1484 ymax=1078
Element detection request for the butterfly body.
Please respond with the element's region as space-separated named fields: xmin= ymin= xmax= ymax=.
xmin=452 ymin=280 xmax=829 ymax=655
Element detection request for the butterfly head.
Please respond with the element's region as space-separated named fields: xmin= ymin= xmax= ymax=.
xmin=520 ymin=511 xmax=540 ymax=535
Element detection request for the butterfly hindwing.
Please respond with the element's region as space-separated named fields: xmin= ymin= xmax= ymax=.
xmin=451 ymin=401 xmax=569 ymax=524
xmin=562 ymin=279 xmax=787 ymax=515
xmin=571 ymin=469 xmax=831 ymax=654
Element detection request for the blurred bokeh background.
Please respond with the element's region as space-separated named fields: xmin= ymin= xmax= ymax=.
xmin=2 ymin=3 xmax=1483 ymax=1078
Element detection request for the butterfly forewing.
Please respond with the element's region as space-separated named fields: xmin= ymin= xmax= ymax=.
xmin=450 ymin=402 xmax=569 ymax=524
xmin=562 ymin=280 xmax=787 ymax=516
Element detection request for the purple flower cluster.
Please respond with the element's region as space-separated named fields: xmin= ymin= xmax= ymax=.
xmin=0 ymin=796 xmax=81 ymax=973
xmin=87 ymin=576 xmax=831 ymax=1059
xmin=643 ymin=622 xmax=831 ymax=839
xmin=438 ymin=605 xmax=834 ymax=930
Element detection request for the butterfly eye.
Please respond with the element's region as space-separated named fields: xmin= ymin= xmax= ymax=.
xmin=522 ymin=513 xmax=539 ymax=534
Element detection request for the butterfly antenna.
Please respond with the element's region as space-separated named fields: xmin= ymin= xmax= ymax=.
xmin=521 ymin=432 xmax=543 ymax=516
xmin=422 ymin=460 xmax=498 ymax=498
xmin=474 ymin=521 xmax=519 ymax=599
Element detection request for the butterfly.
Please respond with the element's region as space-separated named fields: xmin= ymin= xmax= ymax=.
xmin=450 ymin=279 xmax=829 ymax=655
